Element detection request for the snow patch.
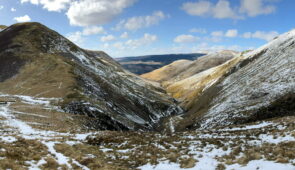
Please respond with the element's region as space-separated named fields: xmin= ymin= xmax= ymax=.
xmin=220 ymin=122 xmax=273 ymax=131
xmin=227 ymin=160 xmax=295 ymax=170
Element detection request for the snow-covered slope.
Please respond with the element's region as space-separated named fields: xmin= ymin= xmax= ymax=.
xmin=0 ymin=22 xmax=182 ymax=131
xmin=188 ymin=29 xmax=295 ymax=129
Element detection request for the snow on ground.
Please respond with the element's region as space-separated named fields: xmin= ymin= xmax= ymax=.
xmin=227 ymin=160 xmax=295 ymax=170
xmin=0 ymin=94 xmax=96 ymax=169
xmin=1 ymin=93 xmax=295 ymax=169
xmin=220 ymin=122 xmax=273 ymax=131
xmin=137 ymin=120 xmax=295 ymax=170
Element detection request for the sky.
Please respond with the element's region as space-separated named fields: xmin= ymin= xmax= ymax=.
xmin=0 ymin=0 xmax=295 ymax=58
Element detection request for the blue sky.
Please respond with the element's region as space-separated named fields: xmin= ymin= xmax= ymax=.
xmin=0 ymin=0 xmax=295 ymax=57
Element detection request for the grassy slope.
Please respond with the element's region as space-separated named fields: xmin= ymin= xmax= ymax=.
xmin=0 ymin=54 xmax=76 ymax=98
xmin=141 ymin=60 xmax=193 ymax=82
xmin=0 ymin=23 xmax=79 ymax=98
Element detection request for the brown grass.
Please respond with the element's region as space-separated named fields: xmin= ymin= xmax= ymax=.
xmin=0 ymin=54 xmax=76 ymax=98
xmin=0 ymin=138 xmax=48 ymax=169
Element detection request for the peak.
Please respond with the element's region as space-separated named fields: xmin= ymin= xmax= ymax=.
xmin=0 ymin=21 xmax=80 ymax=55
xmin=7 ymin=22 xmax=54 ymax=34
xmin=11 ymin=22 xmax=46 ymax=28
xmin=244 ymin=29 xmax=295 ymax=59
xmin=0 ymin=22 xmax=56 ymax=38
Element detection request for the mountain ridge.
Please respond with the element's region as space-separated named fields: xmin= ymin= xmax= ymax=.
xmin=0 ymin=22 xmax=183 ymax=131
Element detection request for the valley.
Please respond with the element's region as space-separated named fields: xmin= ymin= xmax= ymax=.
xmin=0 ymin=22 xmax=294 ymax=169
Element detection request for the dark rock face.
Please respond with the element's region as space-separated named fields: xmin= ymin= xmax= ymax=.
xmin=64 ymin=101 xmax=130 ymax=131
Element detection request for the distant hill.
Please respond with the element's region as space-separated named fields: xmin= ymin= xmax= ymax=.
xmin=142 ymin=50 xmax=237 ymax=84
xmin=0 ymin=25 xmax=7 ymax=31
xmin=116 ymin=53 xmax=206 ymax=75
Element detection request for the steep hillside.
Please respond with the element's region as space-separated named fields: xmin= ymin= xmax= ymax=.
xmin=166 ymin=52 xmax=242 ymax=109
xmin=142 ymin=50 xmax=237 ymax=85
xmin=0 ymin=22 xmax=182 ymax=131
xmin=175 ymin=29 xmax=295 ymax=130
xmin=117 ymin=53 xmax=205 ymax=74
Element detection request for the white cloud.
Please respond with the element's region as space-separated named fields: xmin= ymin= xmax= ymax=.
xmin=192 ymin=42 xmax=243 ymax=53
xmin=211 ymin=31 xmax=224 ymax=37
xmin=66 ymin=26 xmax=105 ymax=46
xmin=100 ymin=35 xmax=116 ymax=42
xmin=182 ymin=0 xmax=212 ymax=16
xmin=11 ymin=8 xmax=16 ymax=12
xmin=243 ymin=32 xmax=252 ymax=39
xmin=115 ymin=11 xmax=167 ymax=31
xmin=174 ymin=34 xmax=199 ymax=43
xmin=182 ymin=0 xmax=278 ymax=19
xmin=14 ymin=15 xmax=31 ymax=22
xmin=213 ymin=0 xmax=239 ymax=19
xmin=21 ymin=0 xmax=38 ymax=5
xmin=240 ymin=0 xmax=276 ymax=17
xmin=112 ymin=33 xmax=157 ymax=50
xmin=21 ymin=0 xmax=71 ymax=12
xmin=0 ymin=6 xmax=4 ymax=10
xmin=113 ymin=42 xmax=125 ymax=50
xmin=67 ymin=0 xmax=136 ymax=27
xmin=66 ymin=31 xmax=84 ymax=45
xmin=125 ymin=33 xmax=157 ymax=48
xmin=182 ymin=0 xmax=240 ymax=19
xmin=225 ymin=29 xmax=238 ymax=38
xmin=189 ymin=28 xmax=207 ymax=34
xmin=82 ymin=26 xmax=105 ymax=35
xmin=242 ymin=31 xmax=279 ymax=41
xmin=120 ymin=32 xmax=129 ymax=39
